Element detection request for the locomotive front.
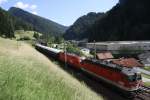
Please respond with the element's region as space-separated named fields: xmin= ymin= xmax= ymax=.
xmin=121 ymin=67 xmax=143 ymax=91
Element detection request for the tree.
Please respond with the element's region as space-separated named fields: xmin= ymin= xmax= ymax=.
xmin=33 ymin=32 xmax=40 ymax=39
xmin=66 ymin=43 xmax=84 ymax=56
xmin=0 ymin=8 xmax=14 ymax=38
xmin=54 ymin=36 xmax=64 ymax=44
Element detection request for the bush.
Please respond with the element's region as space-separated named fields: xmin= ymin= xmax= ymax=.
xmin=19 ymin=36 xmax=31 ymax=40
xmin=33 ymin=32 xmax=40 ymax=39
xmin=66 ymin=43 xmax=84 ymax=56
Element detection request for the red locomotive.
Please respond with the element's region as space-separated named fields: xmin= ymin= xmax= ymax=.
xmin=35 ymin=44 xmax=143 ymax=92
xmin=59 ymin=52 xmax=82 ymax=69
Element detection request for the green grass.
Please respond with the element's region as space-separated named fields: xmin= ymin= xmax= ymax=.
xmin=144 ymin=66 xmax=150 ymax=71
xmin=15 ymin=30 xmax=42 ymax=40
xmin=144 ymin=82 xmax=150 ymax=87
xmin=142 ymin=74 xmax=150 ymax=87
xmin=142 ymin=74 xmax=150 ymax=79
xmin=0 ymin=37 xmax=102 ymax=100
xmin=14 ymin=30 xmax=42 ymax=45
xmin=15 ymin=30 xmax=34 ymax=39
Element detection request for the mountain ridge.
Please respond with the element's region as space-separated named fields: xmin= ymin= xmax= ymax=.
xmin=64 ymin=12 xmax=105 ymax=40
xmin=8 ymin=7 xmax=68 ymax=36
xmin=64 ymin=0 xmax=150 ymax=41
xmin=0 ymin=7 xmax=34 ymax=38
xmin=87 ymin=0 xmax=150 ymax=41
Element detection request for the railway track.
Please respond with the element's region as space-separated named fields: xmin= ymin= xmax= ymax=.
xmin=131 ymin=86 xmax=150 ymax=100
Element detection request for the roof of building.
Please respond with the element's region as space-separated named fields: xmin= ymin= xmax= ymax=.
xmin=87 ymin=41 xmax=150 ymax=46
xmin=112 ymin=58 xmax=144 ymax=68
xmin=96 ymin=52 xmax=114 ymax=60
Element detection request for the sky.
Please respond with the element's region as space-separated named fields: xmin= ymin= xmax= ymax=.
xmin=0 ymin=0 xmax=119 ymax=26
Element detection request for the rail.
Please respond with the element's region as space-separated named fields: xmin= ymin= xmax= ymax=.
xmin=131 ymin=86 xmax=150 ymax=100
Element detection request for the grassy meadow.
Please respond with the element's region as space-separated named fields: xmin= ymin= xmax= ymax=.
xmin=15 ymin=30 xmax=41 ymax=39
xmin=0 ymin=37 xmax=103 ymax=100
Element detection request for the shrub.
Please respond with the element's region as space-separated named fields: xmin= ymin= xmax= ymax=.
xmin=19 ymin=36 xmax=31 ymax=40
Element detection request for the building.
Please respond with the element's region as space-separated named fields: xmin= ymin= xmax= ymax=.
xmin=111 ymin=58 xmax=144 ymax=68
xmin=84 ymin=41 xmax=150 ymax=54
xmin=138 ymin=52 xmax=150 ymax=66
xmin=81 ymin=48 xmax=90 ymax=55
xmin=96 ymin=52 xmax=114 ymax=60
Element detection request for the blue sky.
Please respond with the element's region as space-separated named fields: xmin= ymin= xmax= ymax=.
xmin=0 ymin=0 xmax=119 ymax=26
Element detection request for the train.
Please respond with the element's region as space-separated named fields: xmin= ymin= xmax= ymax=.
xmin=35 ymin=43 xmax=143 ymax=92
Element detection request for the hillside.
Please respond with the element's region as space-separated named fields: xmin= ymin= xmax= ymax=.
xmin=0 ymin=7 xmax=33 ymax=38
xmin=87 ymin=0 xmax=150 ymax=41
xmin=9 ymin=7 xmax=68 ymax=36
xmin=0 ymin=37 xmax=102 ymax=100
xmin=64 ymin=12 xmax=104 ymax=40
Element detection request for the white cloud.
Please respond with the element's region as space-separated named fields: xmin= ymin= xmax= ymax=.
xmin=14 ymin=1 xmax=38 ymax=15
xmin=31 ymin=11 xmax=37 ymax=15
xmin=0 ymin=0 xmax=7 ymax=5
xmin=15 ymin=1 xmax=29 ymax=9
xmin=30 ymin=5 xmax=37 ymax=10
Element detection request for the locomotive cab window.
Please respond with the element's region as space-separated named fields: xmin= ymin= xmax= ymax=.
xmin=136 ymin=74 xmax=142 ymax=80
xmin=127 ymin=74 xmax=142 ymax=82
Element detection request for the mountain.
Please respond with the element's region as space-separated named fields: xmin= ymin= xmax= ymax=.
xmin=0 ymin=7 xmax=33 ymax=38
xmin=64 ymin=12 xmax=104 ymax=40
xmin=8 ymin=7 xmax=67 ymax=36
xmin=87 ymin=0 xmax=150 ymax=41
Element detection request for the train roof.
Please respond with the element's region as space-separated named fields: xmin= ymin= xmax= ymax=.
xmin=122 ymin=67 xmax=141 ymax=76
xmin=83 ymin=58 xmax=140 ymax=75
xmin=36 ymin=44 xmax=63 ymax=54
xmin=83 ymin=59 xmax=122 ymax=71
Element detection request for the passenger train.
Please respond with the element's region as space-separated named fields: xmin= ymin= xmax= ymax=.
xmin=35 ymin=43 xmax=143 ymax=92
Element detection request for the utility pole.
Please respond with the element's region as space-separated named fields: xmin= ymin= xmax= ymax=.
xmin=64 ymin=41 xmax=67 ymax=68
xmin=94 ymin=40 xmax=96 ymax=59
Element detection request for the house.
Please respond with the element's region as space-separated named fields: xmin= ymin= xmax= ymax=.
xmin=81 ymin=48 xmax=90 ymax=55
xmin=138 ymin=52 xmax=150 ymax=66
xmin=96 ymin=52 xmax=114 ymax=60
xmin=112 ymin=58 xmax=144 ymax=68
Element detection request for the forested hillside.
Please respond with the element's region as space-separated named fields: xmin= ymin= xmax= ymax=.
xmin=87 ymin=0 xmax=150 ymax=41
xmin=64 ymin=12 xmax=104 ymax=40
xmin=0 ymin=7 xmax=33 ymax=38
xmin=9 ymin=7 xmax=68 ymax=36
xmin=64 ymin=0 xmax=150 ymax=41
